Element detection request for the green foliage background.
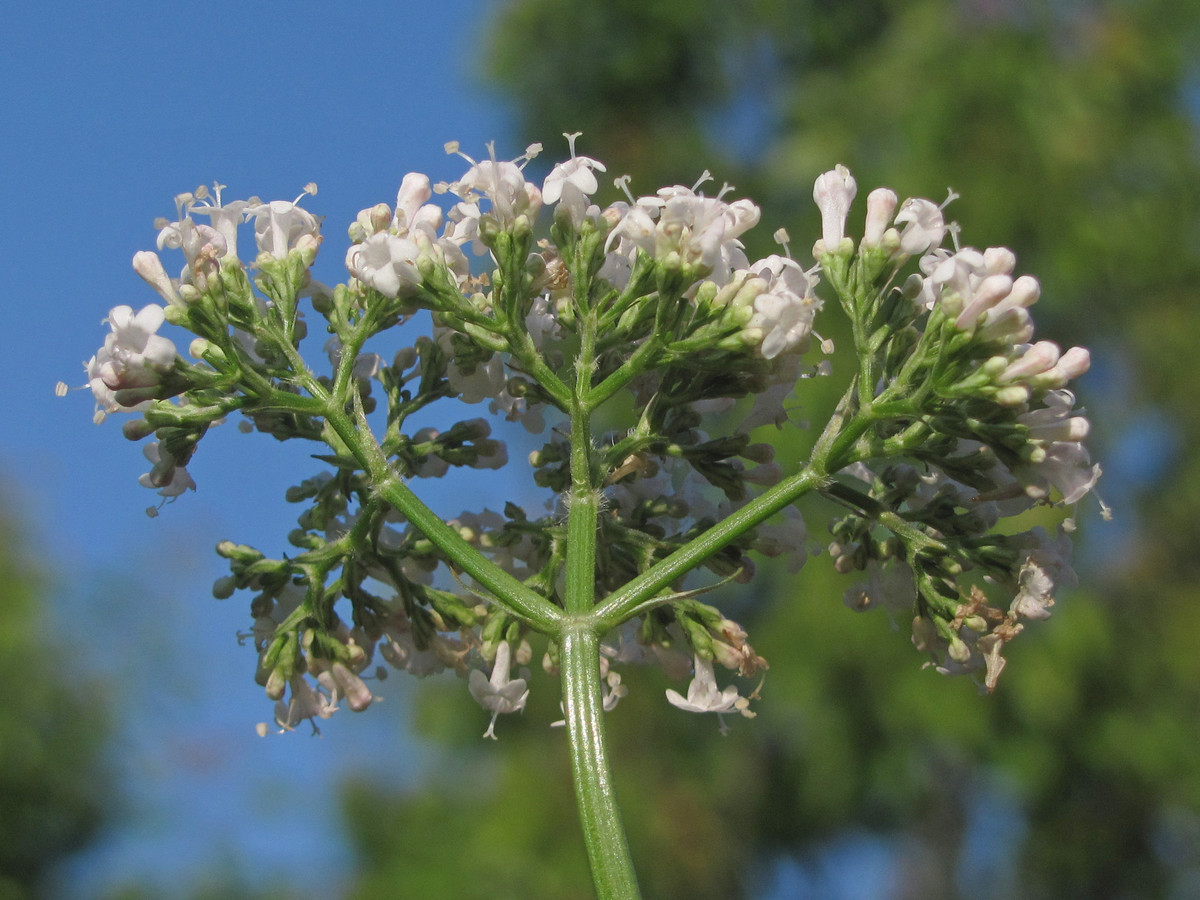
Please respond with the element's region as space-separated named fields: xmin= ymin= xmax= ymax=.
xmin=0 ymin=509 xmax=108 ymax=900
xmin=340 ymin=1 xmax=1200 ymax=898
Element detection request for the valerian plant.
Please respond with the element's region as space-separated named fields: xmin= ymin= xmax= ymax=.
xmin=71 ymin=136 xmax=1104 ymax=898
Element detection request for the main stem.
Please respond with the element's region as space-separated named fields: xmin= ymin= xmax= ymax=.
xmin=560 ymin=297 xmax=641 ymax=898
xmin=561 ymin=625 xmax=641 ymax=899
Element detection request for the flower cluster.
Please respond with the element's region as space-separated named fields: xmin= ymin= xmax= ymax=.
xmin=77 ymin=138 xmax=1099 ymax=740
xmin=812 ymin=164 xmax=1103 ymax=690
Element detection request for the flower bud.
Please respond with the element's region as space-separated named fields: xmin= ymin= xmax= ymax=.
xmin=862 ymin=188 xmax=897 ymax=248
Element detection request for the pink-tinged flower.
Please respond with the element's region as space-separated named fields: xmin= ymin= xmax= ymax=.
xmin=131 ymin=251 xmax=183 ymax=307
xmin=813 ymin=164 xmax=857 ymax=251
xmin=273 ymin=676 xmax=337 ymax=733
xmin=345 ymin=232 xmax=422 ymax=297
xmin=955 ymin=274 xmax=1014 ymax=330
xmin=468 ymin=641 xmax=529 ymax=739
xmin=86 ymin=305 xmax=177 ymax=420
xmin=745 ymin=255 xmax=821 ymax=359
xmin=315 ymin=661 xmax=374 ymax=713
xmin=862 ymin=188 xmax=898 ymax=248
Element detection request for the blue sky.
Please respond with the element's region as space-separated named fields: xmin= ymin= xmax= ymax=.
xmin=1 ymin=2 xmax=525 ymax=895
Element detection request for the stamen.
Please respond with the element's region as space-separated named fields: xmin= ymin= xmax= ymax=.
xmin=614 ymin=174 xmax=635 ymax=204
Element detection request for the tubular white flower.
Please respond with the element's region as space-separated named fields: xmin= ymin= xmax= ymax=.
xmin=1019 ymin=437 xmax=1101 ymax=505
xmin=608 ymin=179 xmax=759 ymax=285
xmin=157 ymin=211 xmax=227 ymax=285
xmin=813 ymin=164 xmax=857 ymax=251
xmin=246 ymin=192 xmax=321 ymax=260
xmin=468 ymin=641 xmax=530 ymax=739
xmin=999 ymin=341 xmax=1062 ymax=384
xmin=137 ymin=441 xmax=195 ymax=497
xmin=955 ymin=273 xmax=1015 ymax=329
xmin=132 ymin=251 xmax=184 ymax=307
xmin=542 ymin=133 xmax=607 ymax=227
xmin=273 ymin=676 xmax=337 ymax=732
xmin=442 ymin=142 xmax=543 ymax=227
xmin=393 ymin=172 xmax=439 ymax=235
xmin=188 ymin=184 xmax=248 ymax=262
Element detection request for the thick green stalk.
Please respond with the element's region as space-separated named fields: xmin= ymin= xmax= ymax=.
xmin=559 ymin=296 xmax=641 ymax=897
xmin=561 ymin=624 xmax=641 ymax=899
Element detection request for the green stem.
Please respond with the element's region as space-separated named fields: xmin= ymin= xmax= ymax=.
xmin=591 ymin=465 xmax=827 ymax=630
xmin=561 ymin=624 xmax=641 ymax=899
xmin=318 ymin=398 xmax=563 ymax=633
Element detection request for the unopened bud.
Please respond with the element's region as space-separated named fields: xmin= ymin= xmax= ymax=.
xmin=862 ymin=188 xmax=897 ymax=248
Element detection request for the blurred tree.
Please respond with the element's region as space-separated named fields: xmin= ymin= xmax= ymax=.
xmin=0 ymin=509 xmax=110 ymax=899
xmin=342 ymin=0 xmax=1200 ymax=897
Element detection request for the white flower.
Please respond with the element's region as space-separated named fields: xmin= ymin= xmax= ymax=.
xmin=392 ymin=172 xmax=442 ymax=238
xmin=1019 ymin=389 xmax=1091 ymax=442
xmin=442 ymin=142 xmax=543 ymax=227
xmin=468 ymin=641 xmax=529 ymax=739
xmin=524 ymin=294 xmax=560 ymax=349
xmin=665 ymin=654 xmax=749 ymax=734
xmin=1020 ymin=438 xmax=1101 ymax=505
xmin=813 ymin=164 xmax=857 ymax=251
xmin=315 ymin=661 xmax=374 ymax=713
xmin=187 ymin=183 xmax=248 ymax=262
xmin=157 ymin=204 xmax=227 ymax=272
xmin=894 ymin=197 xmax=946 ymax=256
xmin=137 ymin=441 xmax=195 ymax=497
xmin=542 ymin=133 xmax=607 ymax=227
xmin=273 ymin=676 xmax=337 ymax=733
xmin=954 ymin=274 xmax=1014 ymax=330
xmin=1009 ymin=527 xmax=1076 ymax=621
xmin=86 ymin=305 xmax=177 ymax=420
xmin=245 ymin=189 xmax=321 ymax=260
xmin=345 ymin=232 xmax=422 ymax=297
xmin=745 ymin=255 xmax=821 ymax=359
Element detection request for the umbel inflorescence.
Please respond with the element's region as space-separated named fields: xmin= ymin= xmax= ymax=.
xmin=75 ymin=136 xmax=1102 ymax=739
